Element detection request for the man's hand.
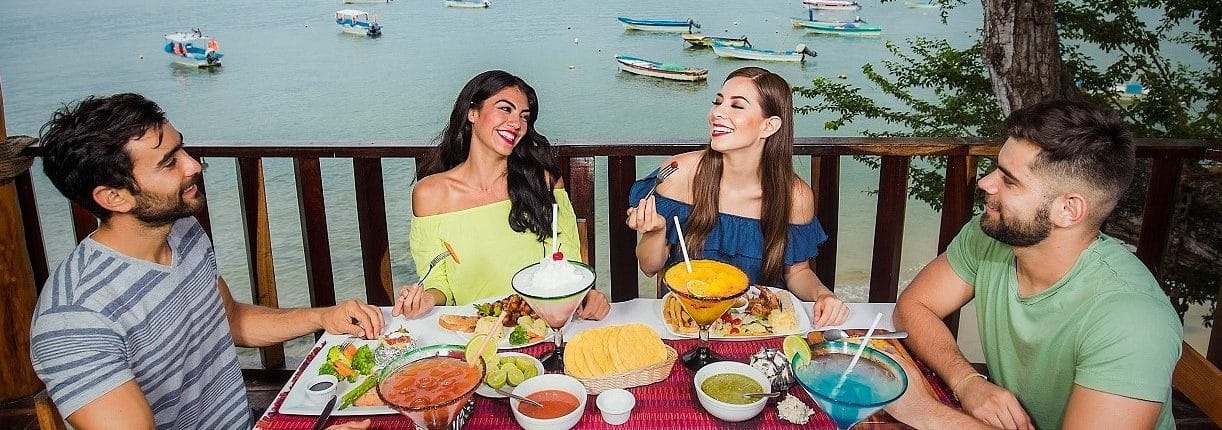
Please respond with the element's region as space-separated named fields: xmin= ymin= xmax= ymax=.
xmin=957 ymin=377 xmax=1035 ymax=430
xmin=319 ymin=300 xmax=384 ymax=340
xmin=326 ymin=419 xmax=371 ymax=430
xmin=811 ymin=293 xmax=849 ymax=328
xmin=884 ymin=358 xmax=996 ymax=429
xmin=392 ymin=283 xmax=436 ymax=319
xmin=576 ymin=290 xmax=610 ymax=320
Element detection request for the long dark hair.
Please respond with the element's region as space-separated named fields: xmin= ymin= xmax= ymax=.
xmin=418 ymin=70 xmax=560 ymax=242
xmin=687 ymin=67 xmax=796 ymax=285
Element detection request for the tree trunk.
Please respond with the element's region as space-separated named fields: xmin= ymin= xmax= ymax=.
xmin=981 ymin=0 xmax=1078 ymax=114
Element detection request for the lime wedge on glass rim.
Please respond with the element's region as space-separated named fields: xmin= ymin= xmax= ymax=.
xmin=686 ymin=279 xmax=711 ymax=296
xmin=783 ymin=335 xmax=812 ymax=367
xmin=465 ymin=334 xmax=498 ymax=368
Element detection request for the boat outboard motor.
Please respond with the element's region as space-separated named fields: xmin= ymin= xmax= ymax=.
xmin=368 ymin=22 xmax=382 ymax=37
xmin=205 ymin=51 xmax=218 ymax=65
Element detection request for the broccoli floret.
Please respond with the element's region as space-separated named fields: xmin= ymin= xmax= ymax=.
xmin=326 ymin=345 xmax=344 ymax=364
xmin=318 ymin=361 xmax=340 ymax=379
xmin=351 ymin=345 xmax=376 ymax=374
xmin=509 ymin=325 xmax=530 ymax=346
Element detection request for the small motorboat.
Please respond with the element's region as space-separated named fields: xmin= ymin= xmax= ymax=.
xmin=681 ymin=33 xmax=750 ymax=48
xmin=803 ymin=0 xmax=862 ymax=11
xmin=615 ymin=55 xmax=709 ymax=81
xmin=335 ymin=9 xmax=382 ymax=37
xmin=1113 ymin=82 xmax=1149 ymax=102
xmin=342 ymin=0 xmax=391 ymax=3
xmin=163 ymin=30 xmax=223 ymax=68
xmin=444 ymin=0 xmax=490 ymax=8
xmin=905 ymin=0 xmax=941 ymax=8
xmin=791 ymin=18 xmax=882 ymax=36
xmin=618 ymin=16 xmax=700 ymax=33
xmin=711 ymin=42 xmax=817 ymax=62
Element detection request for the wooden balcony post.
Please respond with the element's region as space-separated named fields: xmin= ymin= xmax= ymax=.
xmin=236 ymin=157 xmax=285 ymax=369
xmin=0 ymin=81 xmax=45 ymax=401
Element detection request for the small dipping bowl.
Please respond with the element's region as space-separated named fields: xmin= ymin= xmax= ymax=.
xmin=693 ymin=361 xmax=770 ymax=422
xmin=304 ymin=374 xmax=338 ymax=404
xmin=596 ymin=388 xmax=635 ymax=425
xmin=510 ymin=374 xmax=588 ymax=430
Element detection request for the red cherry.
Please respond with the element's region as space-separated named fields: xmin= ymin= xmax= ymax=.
xmin=668 ymin=161 xmax=678 ymax=168
xmin=551 ymin=251 xmax=564 ymax=261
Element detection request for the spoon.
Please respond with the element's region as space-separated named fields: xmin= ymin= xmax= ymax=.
xmin=823 ymin=328 xmax=907 ymax=342
xmin=495 ymin=387 xmax=544 ymax=408
xmin=742 ymin=392 xmax=783 ymax=399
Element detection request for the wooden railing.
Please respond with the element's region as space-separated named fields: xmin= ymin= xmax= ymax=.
xmin=11 ymin=138 xmax=1219 ymax=370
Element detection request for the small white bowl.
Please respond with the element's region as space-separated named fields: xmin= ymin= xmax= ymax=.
xmin=596 ymin=388 xmax=635 ymax=425
xmin=693 ymin=361 xmax=770 ymax=422
xmin=511 ymin=374 xmax=588 ymax=430
xmin=304 ymin=374 xmax=338 ymax=404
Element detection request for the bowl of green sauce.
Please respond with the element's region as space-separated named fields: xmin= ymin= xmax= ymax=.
xmin=693 ymin=361 xmax=770 ymax=421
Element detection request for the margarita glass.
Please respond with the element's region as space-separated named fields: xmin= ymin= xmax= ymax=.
xmin=376 ymin=344 xmax=484 ymax=430
xmin=791 ymin=340 xmax=908 ymax=429
xmin=663 ymin=259 xmax=749 ymax=371
xmin=511 ymin=260 xmax=595 ymax=372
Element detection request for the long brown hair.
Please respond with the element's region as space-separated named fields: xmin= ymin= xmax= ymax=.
xmin=686 ymin=67 xmax=795 ymax=285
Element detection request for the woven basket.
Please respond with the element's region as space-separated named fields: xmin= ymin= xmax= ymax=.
xmin=573 ymin=345 xmax=678 ymax=395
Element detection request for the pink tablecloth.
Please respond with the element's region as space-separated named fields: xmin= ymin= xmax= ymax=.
xmin=255 ymin=338 xmax=958 ymax=430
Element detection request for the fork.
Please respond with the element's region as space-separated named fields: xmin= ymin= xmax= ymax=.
xmin=417 ymin=250 xmax=451 ymax=285
xmin=642 ymin=161 xmax=679 ymax=201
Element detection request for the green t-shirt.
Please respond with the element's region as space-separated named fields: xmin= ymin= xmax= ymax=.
xmin=946 ymin=217 xmax=1182 ymax=430
xmin=409 ymin=189 xmax=581 ymax=305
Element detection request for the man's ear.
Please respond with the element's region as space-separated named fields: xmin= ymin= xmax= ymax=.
xmin=760 ymin=116 xmax=782 ymax=139
xmin=1053 ymin=193 xmax=1088 ymax=228
xmin=92 ymin=185 xmax=134 ymax=215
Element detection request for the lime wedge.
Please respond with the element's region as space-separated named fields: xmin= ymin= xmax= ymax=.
xmin=516 ymin=358 xmax=539 ymax=379
xmin=686 ymin=279 xmax=711 ymax=296
xmin=783 ymin=335 xmax=811 ymax=367
xmin=465 ymin=335 xmax=498 ymax=368
xmin=505 ymin=365 xmax=526 ymax=386
xmin=486 ymin=369 xmax=508 ymax=389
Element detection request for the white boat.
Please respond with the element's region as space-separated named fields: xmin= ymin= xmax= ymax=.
xmin=681 ymin=33 xmax=750 ymax=48
xmin=615 ymin=55 xmax=708 ymax=81
xmin=791 ymin=18 xmax=882 ymax=36
xmin=803 ymin=0 xmax=862 ymax=11
xmin=335 ymin=9 xmax=382 ymax=37
xmin=444 ymin=0 xmax=490 ymax=8
xmin=905 ymin=0 xmax=941 ymax=8
xmin=1114 ymin=82 xmax=1149 ymax=101
xmin=617 ymin=16 xmax=700 ymax=33
xmin=163 ymin=30 xmax=223 ymax=68
xmin=711 ymin=43 xmax=817 ymax=62
xmin=342 ymin=0 xmax=391 ymax=3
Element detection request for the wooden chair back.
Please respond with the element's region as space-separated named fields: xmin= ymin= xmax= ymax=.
xmin=1172 ymin=341 xmax=1222 ymax=425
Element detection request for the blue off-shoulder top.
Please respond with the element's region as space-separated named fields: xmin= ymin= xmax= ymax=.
xmin=628 ymin=168 xmax=828 ymax=288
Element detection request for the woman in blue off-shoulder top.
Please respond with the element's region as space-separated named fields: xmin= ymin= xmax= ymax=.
xmin=626 ymin=67 xmax=849 ymax=327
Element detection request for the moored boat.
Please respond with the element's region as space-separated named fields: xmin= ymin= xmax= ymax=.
xmin=444 ymin=0 xmax=490 ymax=8
xmin=618 ymin=16 xmax=700 ymax=33
xmin=710 ymin=43 xmax=817 ymax=62
xmin=791 ymin=18 xmax=882 ymax=36
xmin=681 ymin=33 xmax=750 ymax=48
xmin=335 ymin=9 xmax=382 ymax=37
xmin=614 ymin=55 xmax=708 ymax=81
xmin=342 ymin=0 xmax=391 ymax=4
xmin=803 ymin=0 xmax=862 ymax=11
xmin=163 ymin=30 xmax=223 ymax=68
xmin=905 ymin=0 xmax=941 ymax=8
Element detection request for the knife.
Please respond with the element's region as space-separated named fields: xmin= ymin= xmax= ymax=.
xmin=312 ymin=394 xmax=338 ymax=430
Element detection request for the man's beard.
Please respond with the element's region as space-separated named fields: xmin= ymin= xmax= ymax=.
xmin=981 ymin=200 xmax=1052 ymax=247
xmin=131 ymin=175 xmax=205 ymax=226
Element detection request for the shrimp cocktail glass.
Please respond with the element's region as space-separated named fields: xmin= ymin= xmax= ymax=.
xmin=791 ymin=340 xmax=908 ymax=429
xmin=376 ymin=344 xmax=485 ymax=430
xmin=663 ymin=259 xmax=750 ymax=371
xmin=511 ymin=252 xmax=595 ymax=372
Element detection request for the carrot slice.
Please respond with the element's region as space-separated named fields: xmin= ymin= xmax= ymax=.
xmin=343 ymin=343 xmax=357 ymax=361
xmin=335 ymin=361 xmax=355 ymax=379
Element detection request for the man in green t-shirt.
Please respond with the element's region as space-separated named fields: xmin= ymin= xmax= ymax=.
xmin=884 ymin=100 xmax=1182 ymax=429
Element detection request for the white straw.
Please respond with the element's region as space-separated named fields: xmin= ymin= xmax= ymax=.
xmin=672 ymin=216 xmax=693 ymax=272
xmin=844 ymin=312 xmax=883 ymax=375
xmin=551 ymin=203 xmax=559 ymax=254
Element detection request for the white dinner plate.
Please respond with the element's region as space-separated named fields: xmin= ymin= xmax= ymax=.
xmin=278 ymin=339 xmax=396 ymax=416
xmin=441 ymin=294 xmax=555 ymax=350
xmin=658 ymin=286 xmax=811 ymax=341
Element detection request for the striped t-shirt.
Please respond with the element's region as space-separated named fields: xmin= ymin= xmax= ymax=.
xmin=30 ymin=217 xmax=249 ymax=429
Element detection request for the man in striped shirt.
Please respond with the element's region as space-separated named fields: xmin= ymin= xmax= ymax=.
xmin=30 ymin=93 xmax=379 ymax=429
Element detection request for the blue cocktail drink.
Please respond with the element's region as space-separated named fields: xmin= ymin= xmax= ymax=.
xmin=792 ymin=341 xmax=907 ymax=429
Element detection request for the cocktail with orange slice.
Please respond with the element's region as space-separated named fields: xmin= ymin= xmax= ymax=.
xmin=664 ymin=259 xmax=750 ymax=370
xmin=376 ymin=344 xmax=484 ymax=430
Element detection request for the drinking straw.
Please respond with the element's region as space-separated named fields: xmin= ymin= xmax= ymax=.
xmin=842 ymin=312 xmax=883 ymax=376
xmin=672 ymin=216 xmax=693 ymax=272
xmin=551 ymin=203 xmax=559 ymax=255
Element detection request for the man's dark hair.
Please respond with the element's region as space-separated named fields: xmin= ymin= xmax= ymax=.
xmin=1004 ymin=99 xmax=1134 ymax=221
xmin=39 ymin=93 xmax=166 ymax=220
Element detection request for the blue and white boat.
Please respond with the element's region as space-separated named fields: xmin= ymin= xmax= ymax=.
xmin=681 ymin=33 xmax=750 ymax=48
xmin=335 ymin=9 xmax=382 ymax=37
xmin=710 ymin=43 xmax=817 ymax=62
xmin=617 ymin=16 xmax=700 ymax=33
xmin=163 ymin=30 xmax=223 ymax=68
xmin=615 ymin=55 xmax=708 ymax=81
xmin=791 ymin=18 xmax=882 ymax=36
xmin=444 ymin=0 xmax=489 ymax=8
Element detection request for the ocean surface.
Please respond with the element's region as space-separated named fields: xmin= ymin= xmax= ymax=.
xmin=3 ymin=0 xmax=992 ymax=365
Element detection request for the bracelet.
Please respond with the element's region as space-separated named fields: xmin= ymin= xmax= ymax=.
xmin=950 ymin=372 xmax=987 ymax=397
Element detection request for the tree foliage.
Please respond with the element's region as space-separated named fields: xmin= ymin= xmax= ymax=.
xmin=794 ymin=0 xmax=1219 ymax=324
